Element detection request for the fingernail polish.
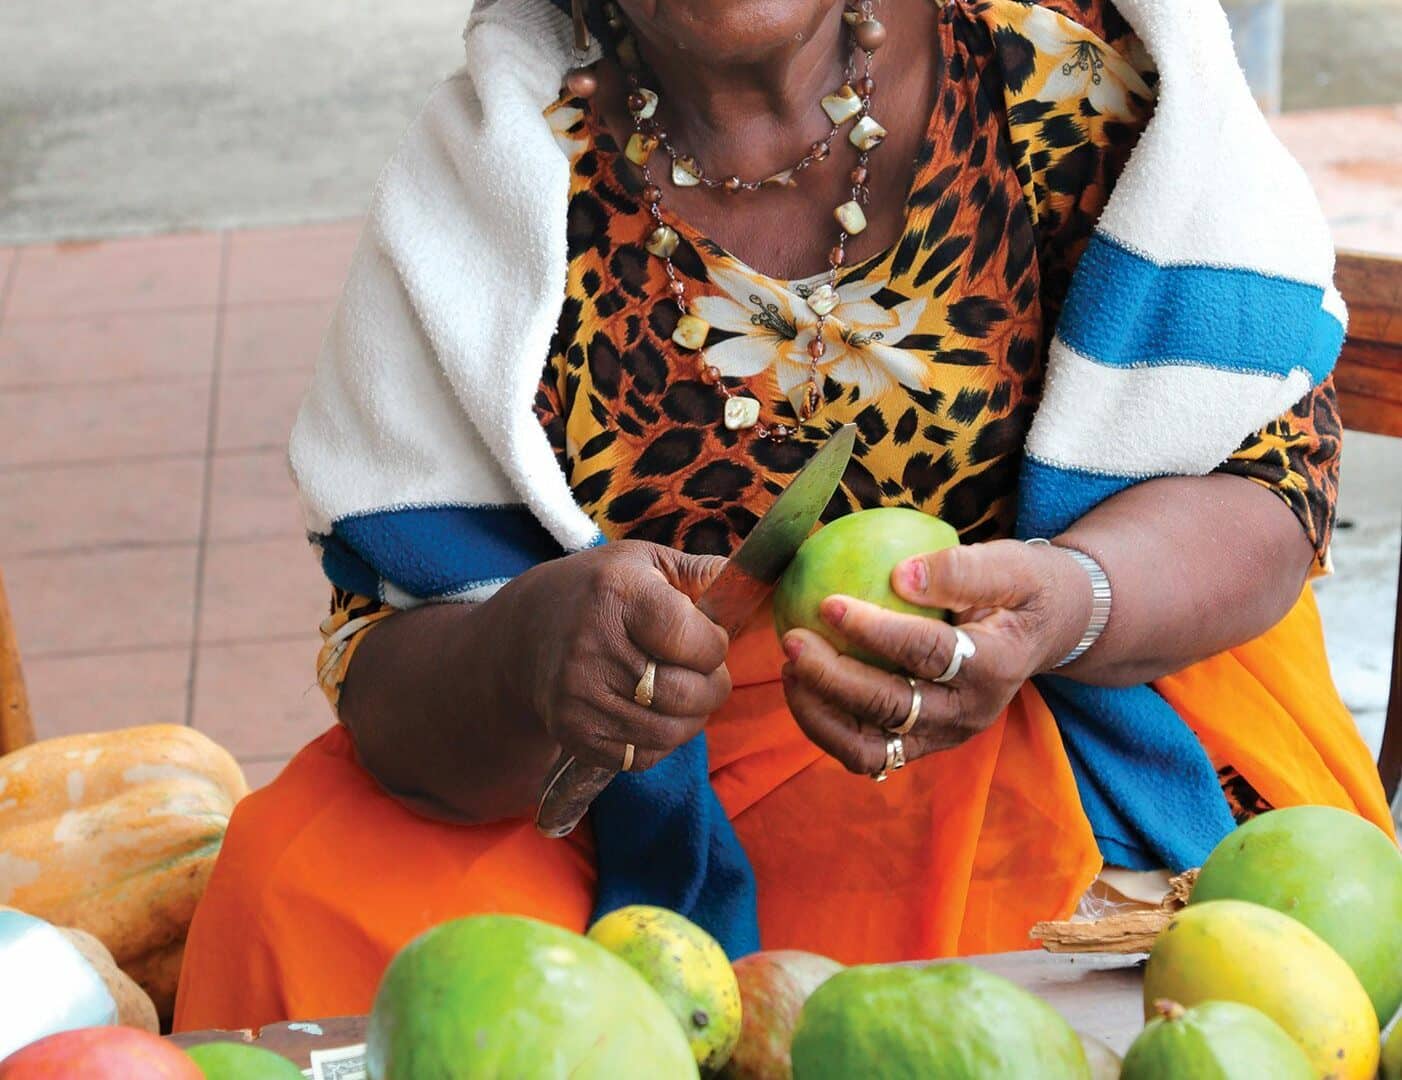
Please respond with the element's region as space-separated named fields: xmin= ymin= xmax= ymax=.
xmin=783 ymin=636 xmax=803 ymax=661
xmin=900 ymin=558 xmax=928 ymax=593
xmin=821 ymin=598 xmax=848 ymax=626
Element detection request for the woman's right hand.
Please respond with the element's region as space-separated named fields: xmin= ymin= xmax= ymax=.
xmin=496 ymin=540 xmax=733 ymax=774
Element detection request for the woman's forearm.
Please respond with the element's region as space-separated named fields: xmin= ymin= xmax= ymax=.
xmin=1055 ymin=474 xmax=1315 ymax=687
xmin=337 ymin=598 xmax=559 ymax=825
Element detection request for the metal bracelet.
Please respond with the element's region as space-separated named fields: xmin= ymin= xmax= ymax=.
xmin=1025 ymin=538 xmax=1112 ymax=668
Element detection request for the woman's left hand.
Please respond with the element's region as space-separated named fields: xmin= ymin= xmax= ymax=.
xmin=780 ymin=539 xmax=1092 ymax=776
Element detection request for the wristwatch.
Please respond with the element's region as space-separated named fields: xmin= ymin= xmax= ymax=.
xmin=1025 ymin=538 xmax=1112 ymax=668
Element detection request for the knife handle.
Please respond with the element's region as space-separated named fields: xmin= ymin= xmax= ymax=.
xmin=536 ymin=750 xmax=617 ymax=838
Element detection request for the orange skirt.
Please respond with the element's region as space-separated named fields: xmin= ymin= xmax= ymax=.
xmin=173 ymin=590 xmax=1391 ymax=1031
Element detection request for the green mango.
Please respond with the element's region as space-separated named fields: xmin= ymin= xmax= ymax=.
xmin=1121 ymin=1000 xmax=1312 ymax=1080
xmin=774 ymin=507 xmax=959 ymax=670
xmin=186 ymin=1042 xmax=305 ymax=1079
xmin=790 ymin=963 xmax=1089 ymax=1079
xmin=365 ymin=914 xmax=696 ymax=1080
xmin=1191 ymin=804 xmax=1402 ymax=1023
xmin=1383 ymin=1020 xmax=1402 ymax=1080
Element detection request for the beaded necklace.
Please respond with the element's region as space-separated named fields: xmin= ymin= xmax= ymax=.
xmin=567 ymin=3 xmax=889 ymax=441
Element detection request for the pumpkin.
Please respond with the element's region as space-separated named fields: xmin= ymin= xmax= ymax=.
xmin=0 ymin=725 xmax=248 ymax=1023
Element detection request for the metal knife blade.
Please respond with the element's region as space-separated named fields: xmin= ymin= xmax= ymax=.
xmin=535 ymin=424 xmax=856 ymax=838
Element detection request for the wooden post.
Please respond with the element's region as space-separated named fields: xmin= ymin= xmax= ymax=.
xmin=0 ymin=568 xmax=35 ymax=755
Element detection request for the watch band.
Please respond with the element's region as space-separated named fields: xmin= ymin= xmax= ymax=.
xmin=1025 ymin=538 xmax=1112 ymax=668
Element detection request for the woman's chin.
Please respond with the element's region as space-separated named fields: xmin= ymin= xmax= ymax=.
xmin=620 ymin=0 xmax=841 ymax=63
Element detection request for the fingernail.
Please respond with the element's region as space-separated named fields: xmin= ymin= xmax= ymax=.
xmin=820 ymin=597 xmax=848 ymax=626
xmin=782 ymin=635 xmax=803 ymax=661
xmin=899 ymin=557 xmax=928 ymax=594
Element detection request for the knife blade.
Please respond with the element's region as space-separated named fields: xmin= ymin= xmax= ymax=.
xmin=535 ymin=423 xmax=857 ymax=838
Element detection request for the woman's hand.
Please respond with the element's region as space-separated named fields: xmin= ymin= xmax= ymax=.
xmin=505 ymin=540 xmax=734 ymax=774
xmin=779 ymin=540 xmax=1091 ymax=775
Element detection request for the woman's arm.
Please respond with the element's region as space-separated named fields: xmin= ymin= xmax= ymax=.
xmin=338 ymin=542 xmax=731 ymax=824
xmin=779 ymin=473 xmax=1315 ymax=774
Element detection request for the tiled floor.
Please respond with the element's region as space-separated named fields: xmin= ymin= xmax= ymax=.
xmin=0 ymin=107 xmax=1398 ymax=796
xmin=0 ymin=221 xmax=360 ymax=790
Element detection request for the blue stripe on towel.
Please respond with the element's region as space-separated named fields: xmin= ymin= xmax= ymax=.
xmin=1016 ymin=456 xmax=1160 ymax=540
xmin=328 ymin=504 xmax=567 ymax=599
xmin=1061 ymin=233 xmax=1342 ymax=382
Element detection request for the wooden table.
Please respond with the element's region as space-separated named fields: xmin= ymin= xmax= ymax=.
xmin=168 ymin=950 xmax=1148 ymax=1067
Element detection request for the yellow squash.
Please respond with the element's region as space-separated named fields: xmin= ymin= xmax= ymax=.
xmin=0 ymin=724 xmax=247 ymax=1021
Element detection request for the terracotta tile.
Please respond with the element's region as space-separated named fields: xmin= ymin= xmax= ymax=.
xmin=5 ymin=546 xmax=198 ymax=656
xmin=3 ymin=233 xmax=223 ymax=321
xmin=207 ymin=450 xmax=304 ymax=542
xmin=0 ymin=457 xmax=204 ymax=558
xmin=214 ymin=370 xmax=308 ymax=453
xmin=24 ymin=646 xmax=191 ymax=740
xmin=191 ymin=638 xmax=333 ymax=758
xmin=197 ymin=536 xmax=327 ymax=643
xmin=0 ymin=308 xmax=217 ymax=388
xmin=238 ymin=757 xmax=292 ymax=791
xmin=224 ymin=222 xmax=361 ymax=306
xmin=220 ymin=299 xmax=333 ymax=376
xmin=0 ymin=377 xmax=211 ymax=467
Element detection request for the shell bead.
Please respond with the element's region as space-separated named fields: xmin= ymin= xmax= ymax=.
xmin=672 ymin=156 xmax=703 ymax=187
xmin=723 ymin=396 xmax=762 ymax=431
xmin=625 ymin=132 xmax=660 ymax=166
xmin=645 ymin=225 xmax=680 ymax=258
xmin=821 ymin=85 xmax=864 ymax=125
xmin=834 ymin=200 xmax=869 ymax=235
xmin=672 ymin=313 xmax=711 ymax=350
xmin=849 ymin=115 xmax=888 ymax=151
xmin=806 ymin=284 xmax=840 ymax=316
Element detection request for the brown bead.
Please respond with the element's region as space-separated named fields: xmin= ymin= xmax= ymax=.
xmin=850 ymin=165 xmax=869 ymax=186
xmin=626 ymin=92 xmax=647 ymax=113
xmin=854 ymin=17 xmax=887 ymax=51
xmin=856 ymin=75 xmax=875 ymax=96
xmin=669 ymin=279 xmax=687 ymax=297
xmin=723 ymin=176 xmax=743 ymax=193
xmin=564 ymin=67 xmax=599 ymax=99
xmin=642 ymin=185 xmax=664 ymax=205
xmin=769 ymin=424 xmax=790 ymax=441
xmin=810 ymin=141 xmax=830 ymax=161
xmin=701 ymin=365 xmax=722 ymax=385
xmin=808 ymin=337 xmax=827 ymax=359
xmin=828 ymin=245 xmax=846 ymax=268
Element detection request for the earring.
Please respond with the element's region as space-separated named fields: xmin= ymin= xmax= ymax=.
xmin=564 ymin=0 xmax=599 ymax=99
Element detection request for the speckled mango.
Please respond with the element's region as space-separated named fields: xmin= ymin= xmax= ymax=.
xmin=587 ymin=905 xmax=742 ymax=1072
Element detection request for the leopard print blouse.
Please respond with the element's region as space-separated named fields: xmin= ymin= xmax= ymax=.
xmin=318 ymin=0 xmax=1339 ymax=827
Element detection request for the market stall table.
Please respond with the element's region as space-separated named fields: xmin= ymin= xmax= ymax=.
xmin=167 ymin=950 xmax=1148 ymax=1068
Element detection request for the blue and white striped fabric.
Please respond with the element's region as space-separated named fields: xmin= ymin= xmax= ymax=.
xmin=289 ymin=0 xmax=1345 ymax=943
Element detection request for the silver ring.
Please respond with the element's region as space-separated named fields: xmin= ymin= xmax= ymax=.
xmin=633 ymin=659 xmax=658 ymax=708
xmin=932 ymin=627 xmax=976 ymax=684
xmin=873 ymin=735 xmax=906 ymax=782
xmin=887 ymin=677 xmax=921 ymax=735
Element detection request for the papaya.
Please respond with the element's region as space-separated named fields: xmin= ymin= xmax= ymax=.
xmin=365 ymin=914 xmax=697 ymax=1079
xmin=1143 ymin=900 xmax=1378 ymax=1079
xmin=1190 ymin=805 xmax=1402 ymax=1023
xmin=1120 ymin=1000 xmax=1312 ymax=1080
xmin=790 ymin=962 xmax=1090 ymax=1078
xmin=186 ymin=1042 xmax=304 ymax=1079
xmin=720 ymin=950 xmax=844 ymax=1080
xmin=773 ymin=507 xmax=958 ymax=669
xmin=586 ymin=905 xmax=742 ymax=1072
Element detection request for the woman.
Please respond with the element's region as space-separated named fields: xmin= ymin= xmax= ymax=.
xmin=175 ymin=0 xmax=1391 ymax=1029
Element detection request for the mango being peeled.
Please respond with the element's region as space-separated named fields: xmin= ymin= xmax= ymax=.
xmin=791 ymin=962 xmax=1090 ymax=1078
xmin=1120 ymin=1000 xmax=1312 ymax=1080
xmin=1190 ymin=804 xmax=1402 ymax=1024
xmin=587 ymin=905 xmax=741 ymax=1073
xmin=1143 ymin=900 xmax=1379 ymax=1079
xmin=774 ymin=507 xmax=959 ymax=669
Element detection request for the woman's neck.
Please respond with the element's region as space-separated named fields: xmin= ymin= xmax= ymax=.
xmin=627 ymin=5 xmax=849 ymax=179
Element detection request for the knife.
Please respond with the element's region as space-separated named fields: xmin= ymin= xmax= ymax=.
xmin=535 ymin=423 xmax=857 ymax=838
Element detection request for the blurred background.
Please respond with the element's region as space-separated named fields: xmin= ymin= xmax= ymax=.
xmin=0 ymin=0 xmax=1398 ymax=791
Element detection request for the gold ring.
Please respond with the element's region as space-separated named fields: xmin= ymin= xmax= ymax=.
xmin=633 ymin=659 xmax=658 ymax=708
xmin=621 ymin=743 xmax=636 ymax=772
xmin=887 ymin=677 xmax=921 ymax=735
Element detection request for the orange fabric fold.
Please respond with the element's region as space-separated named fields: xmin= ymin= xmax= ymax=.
xmin=174 ymin=590 xmax=1389 ymax=1032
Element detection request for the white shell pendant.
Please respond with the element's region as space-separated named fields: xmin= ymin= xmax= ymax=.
xmin=806 ymin=283 xmax=840 ymax=316
xmin=821 ymin=85 xmax=863 ymax=125
xmin=724 ymin=396 xmax=761 ymax=431
xmin=630 ymin=88 xmax=659 ymax=120
xmin=849 ymin=115 xmax=888 ymax=151
xmin=833 ymin=200 xmax=868 ymax=235
xmin=762 ymin=169 xmax=797 ymax=188
xmin=672 ymin=156 xmax=703 ymax=187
